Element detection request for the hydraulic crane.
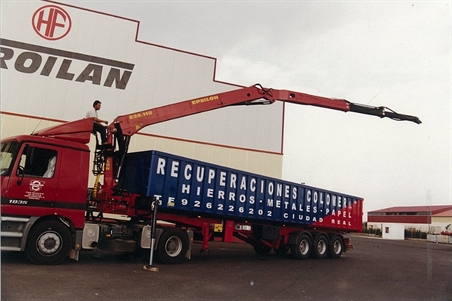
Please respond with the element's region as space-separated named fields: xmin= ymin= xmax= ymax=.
xmin=107 ymin=84 xmax=420 ymax=187
xmin=34 ymin=84 xmax=421 ymax=217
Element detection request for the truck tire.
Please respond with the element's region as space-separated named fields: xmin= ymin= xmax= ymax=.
xmin=311 ymin=234 xmax=328 ymax=259
xmin=156 ymin=229 xmax=189 ymax=264
xmin=328 ymin=235 xmax=344 ymax=259
xmin=25 ymin=220 xmax=71 ymax=265
xmin=291 ymin=233 xmax=312 ymax=260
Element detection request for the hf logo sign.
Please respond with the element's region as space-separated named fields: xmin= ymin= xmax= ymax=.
xmin=32 ymin=5 xmax=72 ymax=40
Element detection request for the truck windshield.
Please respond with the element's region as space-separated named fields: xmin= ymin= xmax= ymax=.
xmin=0 ymin=141 xmax=18 ymax=176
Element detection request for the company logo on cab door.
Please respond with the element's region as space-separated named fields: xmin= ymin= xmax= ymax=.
xmin=29 ymin=180 xmax=45 ymax=192
xmin=32 ymin=5 xmax=72 ymax=40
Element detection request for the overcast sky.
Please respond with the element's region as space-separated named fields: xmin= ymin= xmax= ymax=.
xmin=62 ymin=0 xmax=451 ymax=218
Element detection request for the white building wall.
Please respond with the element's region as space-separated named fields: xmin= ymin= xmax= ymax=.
xmin=381 ymin=223 xmax=405 ymax=240
xmin=368 ymin=222 xmax=450 ymax=234
xmin=1 ymin=1 xmax=285 ymax=178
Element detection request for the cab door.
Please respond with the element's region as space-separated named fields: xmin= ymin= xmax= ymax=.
xmin=3 ymin=143 xmax=61 ymax=216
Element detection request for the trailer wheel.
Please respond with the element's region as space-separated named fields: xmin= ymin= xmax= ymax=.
xmin=291 ymin=233 xmax=312 ymax=260
xmin=328 ymin=235 xmax=344 ymax=259
xmin=25 ymin=220 xmax=71 ymax=265
xmin=311 ymin=234 xmax=328 ymax=259
xmin=156 ymin=229 xmax=189 ymax=264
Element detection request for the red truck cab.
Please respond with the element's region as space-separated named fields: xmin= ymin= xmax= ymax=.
xmin=1 ymin=135 xmax=90 ymax=263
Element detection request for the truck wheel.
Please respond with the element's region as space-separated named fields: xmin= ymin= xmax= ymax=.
xmin=291 ymin=233 xmax=312 ymax=260
xmin=312 ymin=234 xmax=328 ymax=259
xmin=328 ymin=235 xmax=344 ymax=259
xmin=156 ymin=229 xmax=189 ymax=264
xmin=25 ymin=220 xmax=71 ymax=265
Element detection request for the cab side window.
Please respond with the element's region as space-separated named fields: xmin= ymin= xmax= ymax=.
xmin=17 ymin=146 xmax=57 ymax=178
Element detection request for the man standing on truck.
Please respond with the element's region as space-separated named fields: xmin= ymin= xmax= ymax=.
xmin=86 ymin=100 xmax=108 ymax=144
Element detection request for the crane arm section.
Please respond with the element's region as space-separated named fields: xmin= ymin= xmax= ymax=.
xmin=108 ymin=84 xmax=420 ymax=138
xmin=108 ymin=85 xmax=270 ymax=137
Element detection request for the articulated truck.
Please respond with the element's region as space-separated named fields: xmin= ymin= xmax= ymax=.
xmin=0 ymin=84 xmax=421 ymax=264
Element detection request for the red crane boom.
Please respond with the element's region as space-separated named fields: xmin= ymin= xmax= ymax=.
xmin=34 ymin=84 xmax=421 ymax=195
xmin=109 ymin=84 xmax=420 ymax=138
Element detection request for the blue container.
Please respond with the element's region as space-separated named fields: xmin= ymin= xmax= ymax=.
xmin=118 ymin=150 xmax=362 ymax=227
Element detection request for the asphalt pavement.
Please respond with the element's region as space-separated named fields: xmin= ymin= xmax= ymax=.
xmin=1 ymin=234 xmax=451 ymax=301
